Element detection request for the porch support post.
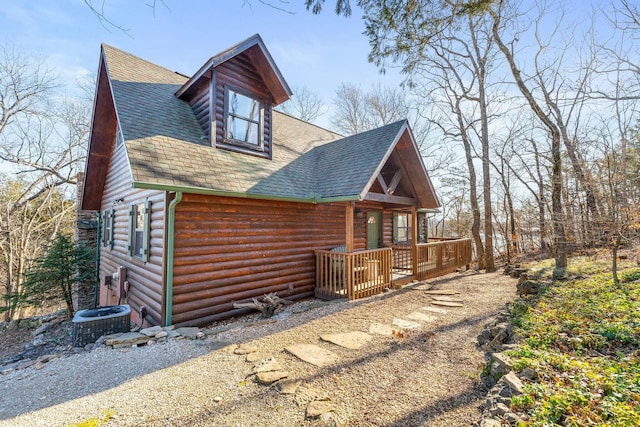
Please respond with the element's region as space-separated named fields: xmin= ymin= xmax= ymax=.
xmin=411 ymin=205 xmax=418 ymax=277
xmin=345 ymin=202 xmax=354 ymax=252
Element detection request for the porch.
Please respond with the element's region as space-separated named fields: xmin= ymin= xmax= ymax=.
xmin=315 ymin=238 xmax=472 ymax=300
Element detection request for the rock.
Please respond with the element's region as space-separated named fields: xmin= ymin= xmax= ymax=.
xmin=295 ymin=386 xmax=331 ymax=406
xmin=34 ymin=361 xmax=45 ymax=370
xmin=1 ymin=366 xmax=15 ymax=375
xmin=504 ymin=412 xmax=522 ymax=424
xmin=6 ymin=320 xmax=18 ymax=330
xmin=277 ymin=379 xmax=301 ymax=394
xmin=18 ymin=318 xmax=42 ymax=329
xmin=234 ymin=343 xmax=258 ymax=355
xmin=319 ymin=411 xmax=342 ymax=426
xmin=320 ymin=331 xmax=373 ymax=350
xmin=255 ymin=370 xmax=289 ymax=385
xmin=37 ymin=354 xmax=59 ymax=364
xmin=306 ymin=400 xmax=333 ymax=419
xmin=155 ymin=330 xmax=168 ymax=339
xmin=490 ymin=352 xmax=514 ymax=378
xmin=166 ymin=329 xmax=181 ymax=339
xmin=510 ymin=267 xmax=528 ymax=278
xmin=105 ymin=332 xmax=150 ymax=347
xmin=489 ymin=402 xmax=510 ymax=417
xmin=517 ymin=280 xmax=540 ymax=296
xmin=285 ymin=344 xmax=339 ymax=367
xmin=32 ymin=322 xmax=54 ymax=337
xmin=31 ymin=336 xmax=48 ymax=347
xmin=246 ymin=352 xmax=263 ymax=363
xmin=477 ymin=329 xmax=494 ymax=346
xmin=503 ymin=371 xmax=524 ymax=395
xmin=91 ymin=336 xmax=107 ymax=351
xmin=16 ymin=359 xmax=37 ymax=370
xmin=251 ymin=357 xmax=282 ymax=374
xmin=369 ymin=323 xmax=395 ymax=336
xmin=479 ymin=419 xmax=502 ymax=427
xmin=140 ymin=326 xmax=163 ymax=337
xmin=392 ymin=318 xmax=421 ymax=329
xmin=174 ymin=327 xmax=201 ymax=339
xmin=520 ymin=367 xmax=538 ymax=381
xmin=213 ymin=396 xmax=222 ymax=403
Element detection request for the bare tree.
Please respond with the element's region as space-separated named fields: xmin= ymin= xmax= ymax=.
xmin=0 ymin=47 xmax=90 ymax=319
xmin=489 ymin=1 xmax=568 ymax=273
xmin=276 ymin=86 xmax=326 ymax=123
xmin=331 ymin=83 xmax=410 ymax=135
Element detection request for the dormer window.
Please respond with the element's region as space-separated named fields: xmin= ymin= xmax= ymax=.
xmin=224 ymin=87 xmax=264 ymax=149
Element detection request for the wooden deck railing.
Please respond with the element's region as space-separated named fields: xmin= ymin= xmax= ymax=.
xmin=315 ymin=248 xmax=392 ymax=300
xmin=315 ymin=239 xmax=471 ymax=300
xmin=392 ymin=245 xmax=413 ymax=273
xmin=414 ymin=238 xmax=472 ymax=280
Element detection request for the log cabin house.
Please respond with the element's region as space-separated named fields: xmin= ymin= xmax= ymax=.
xmin=81 ymin=34 xmax=472 ymax=328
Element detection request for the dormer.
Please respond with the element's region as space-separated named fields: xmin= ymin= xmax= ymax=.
xmin=176 ymin=34 xmax=292 ymax=159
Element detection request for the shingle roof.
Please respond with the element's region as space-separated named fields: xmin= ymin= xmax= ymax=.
xmin=101 ymin=44 xmax=424 ymax=203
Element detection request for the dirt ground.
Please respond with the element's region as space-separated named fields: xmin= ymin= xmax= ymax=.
xmin=0 ymin=270 xmax=517 ymax=427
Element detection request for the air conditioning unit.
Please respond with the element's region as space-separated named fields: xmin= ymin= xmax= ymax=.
xmin=72 ymin=305 xmax=131 ymax=347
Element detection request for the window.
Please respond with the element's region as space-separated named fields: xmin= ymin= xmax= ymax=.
xmin=102 ymin=209 xmax=114 ymax=249
xmin=128 ymin=201 xmax=151 ymax=262
xmin=393 ymin=213 xmax=412 ymax=244
xmin=225 ymin=88 xmax=263 ymax=147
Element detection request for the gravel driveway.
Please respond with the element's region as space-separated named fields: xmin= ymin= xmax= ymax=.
xmin=0 ymin=271 xmax=516 ymax=427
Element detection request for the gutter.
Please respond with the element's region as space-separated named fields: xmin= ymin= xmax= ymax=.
xmin=133 ymin=181 xmax=360 ymax=205
xmin=164 ymin=191 xmax=182 ymax=326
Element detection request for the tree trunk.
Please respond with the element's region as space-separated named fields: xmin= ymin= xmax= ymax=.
xmin=491 ymin=5 xmax=567 ymax=272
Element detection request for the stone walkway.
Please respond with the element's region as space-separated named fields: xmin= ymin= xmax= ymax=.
xmin=230 ymin=289 xmax=462 ymax=422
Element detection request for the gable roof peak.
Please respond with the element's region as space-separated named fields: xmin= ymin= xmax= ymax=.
xmin=176 ymin=33 xmax=292 ymax=104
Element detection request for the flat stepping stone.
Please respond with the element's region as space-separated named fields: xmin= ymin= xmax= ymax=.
xmin=246 ymin=352 xmax=265 ymax=363
xmin=405 ymin=311 xmax=437 ymax=322
xmin=431 ymin=301 xmax=464 ymax=307
xmin=256 ymin=370 xmax=289 ymax=385
xmin=369 ymin=323 xmax=395 ymax=336
xmin=234 ymin=343 xmax=258 ymax=355
xmin=423 ymin=289 xmax=460 ymax=295
xmin=392 ymin=318 xmax=421 ymax=329
xmin=277 ymin=379 xmax=302 ymax=394
xmin=421 ymin=306 xmax=449 ymax=314
xmin=320 ymin=331 xmax=372 ymax=350
xmin=432 ymin=296 xmax=464 ymax=302
xmin=251 ymin=357 xmax=283 ymax=374
xmin=285 ymin=344 xmax=339 ymax=367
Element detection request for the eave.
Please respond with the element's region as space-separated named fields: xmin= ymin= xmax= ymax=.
xmin=176 ymin=34 xmax=292 ymax=105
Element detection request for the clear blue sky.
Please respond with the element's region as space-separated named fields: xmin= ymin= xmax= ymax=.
xmin=0 ymin=0 xmax=404 ymax=118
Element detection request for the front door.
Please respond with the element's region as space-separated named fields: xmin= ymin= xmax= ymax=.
xmin=367 ymin=211 xmax=382 ymax=249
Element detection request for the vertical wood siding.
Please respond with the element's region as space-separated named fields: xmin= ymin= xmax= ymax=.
xmin=98 ymin=141 xmax=166 ymax=326
xmin=171 ymin=194 xmax=346 ymax=326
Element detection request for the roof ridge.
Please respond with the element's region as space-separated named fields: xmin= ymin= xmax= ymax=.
xmin=101 ymin=43 xmax=188 ymax=78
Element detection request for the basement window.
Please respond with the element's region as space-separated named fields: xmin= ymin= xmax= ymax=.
xmin=224 ymin=87 xmax=263 ymax=149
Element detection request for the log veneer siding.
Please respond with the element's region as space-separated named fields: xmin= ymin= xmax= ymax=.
xmin=170 ymin=194 xmax=347 ymax=326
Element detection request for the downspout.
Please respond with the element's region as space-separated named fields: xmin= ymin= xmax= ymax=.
xmin=164 ymin=191 xmax=182 ymax=326
xmin=93 ymin=211 xmax=101 ymax=308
